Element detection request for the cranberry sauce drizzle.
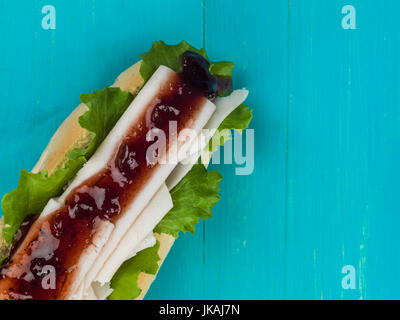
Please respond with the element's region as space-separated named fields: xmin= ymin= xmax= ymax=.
xmin=0 ymin=54 xmax=217 ymax=300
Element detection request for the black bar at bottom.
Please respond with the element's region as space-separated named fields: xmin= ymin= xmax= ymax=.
xmin=0 ymin=299 xmax=392 ymax=317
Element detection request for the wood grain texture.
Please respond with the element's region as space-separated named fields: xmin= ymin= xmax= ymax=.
xmin=0 ymin=0 xmax=398 ymax=299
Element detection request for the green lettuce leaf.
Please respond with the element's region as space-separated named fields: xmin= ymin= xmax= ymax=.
xmin=2 ymin=157 xmax=86 ymax=243
xmin=209 ymin=61 xmax=234 ymax=77
xmin=0 ymin=218 xmax=10 ymax=264
xmin=108 ymin=241 xmax=160 ymax=300
xmin=208 ymin=128 xmax=232 ymax=153
xmin=208 ymin=104 xmax=253 ymax=152
xmin=69 ymin=87 xmax=134 ymax=159
xmin=140 ymin=40 xmax=234 ymax=86
xmin=155 ymin=164 xmax=222 ymax=238
xmin=219 ymin=104 xmax=253 ymax=131
xmin=2 ymin=87 xmax=134 ymax=244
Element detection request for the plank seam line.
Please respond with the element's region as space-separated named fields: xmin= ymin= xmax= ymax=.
xmin=202 ymin=0 xmax=206 ymax=271
xmin=284 ymin=0 xmax=292 ymax=297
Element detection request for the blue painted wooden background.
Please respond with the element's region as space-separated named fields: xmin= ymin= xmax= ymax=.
xmin=0 ymin=0 xmax=399 ymax=299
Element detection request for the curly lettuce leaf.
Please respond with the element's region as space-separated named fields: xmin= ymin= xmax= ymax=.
xmin=219 ymin=104 xmax=253 ymax=131
xmin=1 ymin=157 xmax=86 ymax=243
xmin=109 ymin=241 xmax=160 ymax=300
xmin=208 ymin=104 xmax=253 ymax=152
xmin=69 ymin=87 xmax=134 ymax=159
xmin=2 ymin=87 xmax=134 ymax=244
xmin=208 ymin=129 xmax=232 ymax=153
xmin=140 ymin=40 xmax=234 ymax=86
xmin=209 ymin=61 xmax=234 ymax=78
xmin=155 ymin=164 xmax=222 ymax=238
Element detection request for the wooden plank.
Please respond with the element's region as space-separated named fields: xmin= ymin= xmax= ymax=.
xmin=287 ymin=0 xmax=400 ymax=299
xmin=204 ymin=0 xmax=288 ymax=299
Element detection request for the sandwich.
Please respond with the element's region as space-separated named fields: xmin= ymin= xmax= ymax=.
xmin=0 ymin=41 xmax=252 ymax=300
